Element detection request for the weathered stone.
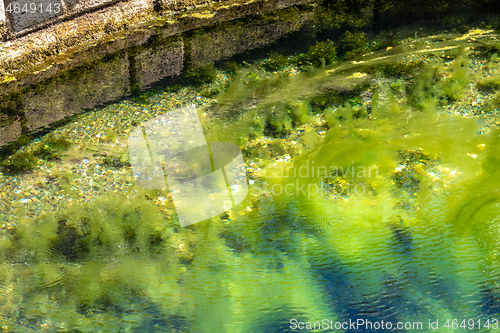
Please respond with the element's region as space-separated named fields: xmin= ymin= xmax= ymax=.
xmin=3 ymin=0 xmax=128 ymax=36
xmin=64 ymin=0 xmax=118 ymax=12
xmin=189 ymin=9 xmax=313 ymax=66
xmin=0 ymin=1 xmax=6 ymax=37
xmin=153 ymin=0 xmax=217 ymax=11
xmin=135 ymin=38 xmax=184 ymax=89
xmin=0 ymin=118 xmax=22 ymax=146
xmin=4 ymin=0 xmax=64 ymax=34
xmin=157 ymin=0 xmax=314 ymax=40
xmin=24 ymin=53 xmax=129 ymax=130
xmin=0 ymin=0 xmax=153 ymax=79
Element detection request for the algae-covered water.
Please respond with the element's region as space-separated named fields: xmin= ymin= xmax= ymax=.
xmin=2 ymin=21 xmax=500 ymax=332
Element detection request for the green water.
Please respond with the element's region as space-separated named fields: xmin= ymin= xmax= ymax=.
xmin=2 ymin=28 xmax=500 ymax=332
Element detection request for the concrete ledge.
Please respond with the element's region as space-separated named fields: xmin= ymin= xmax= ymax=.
xmin=2 ymin=0 xmax=129 ymax=37
xmin=5 ymin=0 xmax=64 ymax=34
xmin=0 ymin=0 xmax=154 ymax=84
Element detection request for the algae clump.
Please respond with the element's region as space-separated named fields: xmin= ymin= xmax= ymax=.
xmin=0 ymin=133 xmax=71 ymax=173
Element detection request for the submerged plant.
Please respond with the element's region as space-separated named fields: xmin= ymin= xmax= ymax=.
xmin=408 ymin=53 xmax=470 ymax=111
xmin=296 ymin=39 xmax=338 ymax=68
xmin=260 ymin=52 xmax=291 ymax=71
xmin=184 ymin=64 xmax=218 ymax=86
xmin=33 ymin=133 xmax=72 ymax=160
xmin=477 ymin=74 xmax=500 ymax=92
xmin=0 ymin=133 xmax=71 ymax=173
xmin=366 ymin=60 xmax=424 ymax=77
xmin=485 ymin=91 xmax=500 ymax=111
xmin=339 ymin=31 xmax=369 ymax=59
xmin=440 ymin=53 xmax=470 ymax=101
xmin=0 ymin=149 xmax=38 ymax=173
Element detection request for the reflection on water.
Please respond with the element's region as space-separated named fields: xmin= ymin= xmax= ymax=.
xmin=1 ymin=27 xmax=500 ymax=332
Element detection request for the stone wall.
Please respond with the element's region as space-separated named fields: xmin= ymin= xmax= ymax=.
xmin=0 ymin=0 xmax=246 ymax=39
xmin=0 ymin=0 xmax=316 ymax=147
xmin=1 ymin=0 xmax=122 ymax=39
xmin=135 ymin=38 xmax=184 ymax=90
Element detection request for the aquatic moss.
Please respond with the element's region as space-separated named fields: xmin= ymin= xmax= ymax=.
xmin=339 ymin=31 xmax=369 ymax=59
xmin=296 ymin=40 xmax=338 ymax=68
xmin=366 ymin=60 xmax=424 ymax=77
xmin=0 ymin=133 xmax=71 ymax=173
xmin=477 ymin=74 xmax=500 ymax=93
xmin=0 ymin=149 xmax=39 ymax=173
xmin=0 ymin=190 xmax=196 ymax=329
xmin=409 ymin=59 xmax=443 ymax=111
xmin=33 ymin=133 xmax=72 ymax=160
xmin=102 ymin=154 xmax=130 ymax=168
xmin=209 ymin=66 xmax=290 ymax=122
xmin=408 ymin=55 xmax=470 ymax=110
xmin=309 ymin=86 xmax=369 ymax=114
xmin=131 ymin=91 xmax=156 ymax=105
xmin=440 ymin=54 xmax=470 ymax=101
xmin=485 ymin=92 xmax=500 ymax=111
xmin=260 ymin=52 xmax=291 ymax=72
xmin=184 ymin=64 xmax=218 ymax=86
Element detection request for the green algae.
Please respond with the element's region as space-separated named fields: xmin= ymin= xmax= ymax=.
xmin=486 ymin=92 xmax=500 ymax=111
xmin=296 ymin=40 xmax=338 ymax=68
xmin=204 ymin=37 xmax=500 ymax=318
xmin=339 ymin=31 xmax=370 ymax=59
xmin=477 ymin=74 xmax=500 ymax=92
xmin=260 ymin=52 xmax=290 ymax=72
xmin=184 ymin=64 xmax=218 ymax=86
xmin=408 ymin=52 xmax=471 ymax=111
xmin=0 ymin=133 xmax=72 ymax=173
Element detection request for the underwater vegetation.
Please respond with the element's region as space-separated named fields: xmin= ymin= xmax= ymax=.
xmin=408 ymin=52 xmax=471 ymax=111
xmin=296 ymin=40 xmax=338 ymax=68
xmin=338 ymin=31 xmax=370 ymax=59
xmin=184 ymin=64 xmax=218 ymax=86
xmin=2 ymin=28 xmax=500 ymax=332
xmin=0 ymin=134 xmax=71 ymax=174
xmin=477 ymin=74 xmax=500 ymax=93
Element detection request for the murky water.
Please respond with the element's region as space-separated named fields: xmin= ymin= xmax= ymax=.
xmin=1 ymin=24 xmax=500 ymax=332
